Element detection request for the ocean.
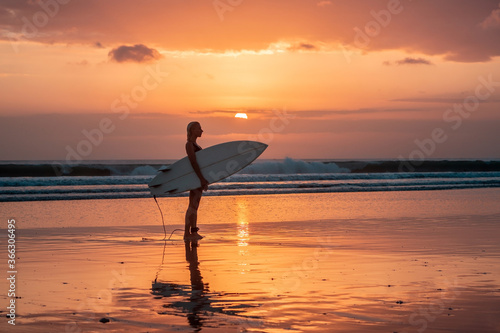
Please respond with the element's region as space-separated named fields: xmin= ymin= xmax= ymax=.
xmin=1 ymin=158 xmax=500 ymax=202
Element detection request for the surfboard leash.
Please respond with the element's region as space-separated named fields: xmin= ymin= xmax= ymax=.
xmin=153 ymin=195 xmax=183 ymax=241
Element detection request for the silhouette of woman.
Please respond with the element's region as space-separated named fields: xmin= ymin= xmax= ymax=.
xmin=184 ymin=121 xmax=208 ymax=241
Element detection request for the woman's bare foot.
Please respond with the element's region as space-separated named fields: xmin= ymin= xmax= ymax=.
xmin=188 ymin=227 xmax=203 ymax=240
xmin=184 ymin=233 xmax=203 ymax=241
xmin=191 ymin=232 xmax=203 ymax=240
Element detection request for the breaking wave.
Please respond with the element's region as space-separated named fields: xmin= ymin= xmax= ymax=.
xmin=1 ymin=158 xmax=500 ymax=201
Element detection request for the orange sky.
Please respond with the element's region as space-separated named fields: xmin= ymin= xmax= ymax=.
xmin=1 ymin=0 xmax=500 ymax=160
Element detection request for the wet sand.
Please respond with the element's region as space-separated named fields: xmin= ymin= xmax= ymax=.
xmin=1 ymin=189 xmax=500 ymax=332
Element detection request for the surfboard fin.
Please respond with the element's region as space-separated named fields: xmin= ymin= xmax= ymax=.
xmin=167 ymin=189 xmax=178 ymax=194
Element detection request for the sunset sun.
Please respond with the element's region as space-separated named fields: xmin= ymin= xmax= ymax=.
xmin=234 ymin=113 xmax=248 ymax=119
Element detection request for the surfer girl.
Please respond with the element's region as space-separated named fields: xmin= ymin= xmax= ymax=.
xmin=185 ymin=121 xmax=209 ymax=241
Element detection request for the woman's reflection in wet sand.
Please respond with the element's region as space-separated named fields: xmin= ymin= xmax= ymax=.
xmin=151 ymin=241 xmax=215 ymax=331
xmin=185 ymin=240 xmax=210 ymax=329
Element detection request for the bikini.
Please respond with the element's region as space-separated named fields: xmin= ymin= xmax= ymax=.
xmin=192 ymin=142 xmax=202 ymax=152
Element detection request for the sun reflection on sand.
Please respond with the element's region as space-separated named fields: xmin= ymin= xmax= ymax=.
xmin=237 ymin=198 xmax=250 ymax=275
xmin=237 ymin=198 xmax=249 ymax=247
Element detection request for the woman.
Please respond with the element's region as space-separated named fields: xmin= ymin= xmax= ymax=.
xmin=184 ymin=121 xmax=209 ymax=241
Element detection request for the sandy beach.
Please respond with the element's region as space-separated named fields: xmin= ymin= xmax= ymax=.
xmin=1 ymin=188 xmax=500 ymax=332
xmin=3 ymin=1 xmax=500 ymax=332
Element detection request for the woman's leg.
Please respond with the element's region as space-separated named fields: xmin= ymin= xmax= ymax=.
xmin=184 ymin=188 xmax=203 ymax=240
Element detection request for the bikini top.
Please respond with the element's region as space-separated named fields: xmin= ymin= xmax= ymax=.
xmin=189 ymin=141 xmax=202 ymax=152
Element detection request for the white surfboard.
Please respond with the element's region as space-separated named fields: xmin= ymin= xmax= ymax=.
xmin=149 ymin=141 xmax=268 ymax=196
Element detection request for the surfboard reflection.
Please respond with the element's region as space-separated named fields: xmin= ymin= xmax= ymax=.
xmin=151 ymin=241 xmax=219 ymax=330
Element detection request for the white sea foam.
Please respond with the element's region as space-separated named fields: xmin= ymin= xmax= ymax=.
xmin=2 ymin=159 xmax=500 ymax=201
xmin=130 ymin=165 xmax=158 ymax=176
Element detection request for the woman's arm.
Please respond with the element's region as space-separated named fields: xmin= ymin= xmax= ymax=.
xmin=186 ymin=142 xmax=209 ymax=191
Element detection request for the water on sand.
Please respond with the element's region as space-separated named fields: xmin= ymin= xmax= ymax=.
xmin=1 ymin=189 xmax=500 ymax=332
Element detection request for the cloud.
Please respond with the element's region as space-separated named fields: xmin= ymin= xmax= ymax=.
xmin=192 ymin=108 xmax=425 ymax=120
xmin=480 ymin=2 xmax=500 ymax=29
xmin=0 ymin=72 xmax=30 ymax=78
xmin=1 ymin=1 xmax=500 ymax=63
xmin=2 ymin=111 xmax=500 ymax=159
xmin=392 ymin=97 xmax=500 ymax=104
xmin=66 ymin=59 xmax=89 ymax=66
xmin=190 ymin=109 xmax=272 ymax=117
xmin=290 ymin=108 xmax=424 ymax=119
xmin=287 ymin=42 xmax=318 ymax=52
xmin=317 ymin=1 xmax=332 ymax=7
xmin=384 ymin=57 xmax=434 ymax=66
xmin=397 ymin=57 xmax=433 ymax=65
xmin=108 ymin=44 xmax=162 ymax=63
